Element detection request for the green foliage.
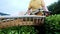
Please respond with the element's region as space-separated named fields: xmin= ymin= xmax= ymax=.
xmin=48 ymin=0 xmax=60 ymax=14
xmin=0 ymin=26 xmax=37 ymax=34
xmin=45 ymin=14 xmax=60 ymax=34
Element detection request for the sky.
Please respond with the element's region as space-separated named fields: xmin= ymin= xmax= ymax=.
xmin=0 ymin=0 xmax=58 ymax=16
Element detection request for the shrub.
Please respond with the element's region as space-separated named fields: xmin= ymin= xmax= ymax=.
xmin=0 ymin=26 xmax=38 ymax=34
xmin=45 ymin=14 xmax=60 ymax=34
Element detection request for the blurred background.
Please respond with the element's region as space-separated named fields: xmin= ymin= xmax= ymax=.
xmin=0 ymin=0 xmax=58 ymax=16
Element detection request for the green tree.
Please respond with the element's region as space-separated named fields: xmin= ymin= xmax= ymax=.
xmin=48 ymin=0 xmax=60 ymax=14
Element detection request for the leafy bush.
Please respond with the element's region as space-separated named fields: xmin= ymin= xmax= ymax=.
xmin=45 ymin=14 xmax=60 ymax=34
xmin=0 ymin=26 xmax=38 ymax=34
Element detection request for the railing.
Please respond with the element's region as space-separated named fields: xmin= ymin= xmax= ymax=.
xmin=0 ymin=15 xmax=45 ymax=28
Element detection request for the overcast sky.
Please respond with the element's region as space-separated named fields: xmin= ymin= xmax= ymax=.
xmin=0 ymin=0 xmax=58 ymax=16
